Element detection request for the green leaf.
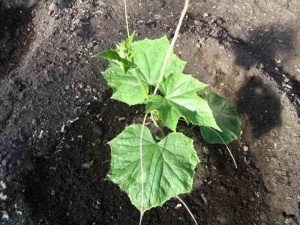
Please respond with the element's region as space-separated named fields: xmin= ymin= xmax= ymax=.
xmin=93 ymin=50 xmax=132 ymax=73
xmin=106 ymin=124 xmax=199 ymax=213
xmin=117 ymin=33 xmax=135 ymax=60
xmin=146 ymin=73 xmax=220 ymax=131
xmin=92 ymin=34 xmax=135 ymax=73
xmin=94 ymin=36 xmax=186 ymax=106
xmin=131 ymin=36 xmax=186 ymax=86
xmin=102 ymin=62 xmax=149 ymax=105
xmin=200 ymin=92 xmax=241 ymax=144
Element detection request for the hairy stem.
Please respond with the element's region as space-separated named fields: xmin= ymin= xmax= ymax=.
xmin=176 ymin=196 xmax=198 ymax=225
xmin=153 ymin=0 xmax=190 ymax=95
xmin=139 ymin=0 xmax=190 ymax=224
xmin=184 ymin=125 xmax=196 ymax=136
xmin=150 ymin=112 xmax=165 ymax=139
xmin=122 ymin=0 xmax=130 ymax=37
xmin=207 ymin=127 xmax=238 ymax=169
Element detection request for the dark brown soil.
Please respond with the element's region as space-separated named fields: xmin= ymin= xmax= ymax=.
xmin=0 ymin=0 xmax=299 ymax=225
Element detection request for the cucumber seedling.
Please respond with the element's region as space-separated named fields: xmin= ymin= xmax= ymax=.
xmin=92 ymin=0 xmax=241 ymax=224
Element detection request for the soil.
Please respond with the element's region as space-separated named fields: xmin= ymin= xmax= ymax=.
xmin=0 ymin=0 xmax=299 ymax=225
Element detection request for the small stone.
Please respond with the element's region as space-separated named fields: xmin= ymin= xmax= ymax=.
xmin=194 ymin=20 xmax=201 ymax=25
xmin=0 ymin=181 xmax=6 ymax=190
xmin=217 ymin=215 xmax=228 ymax=224
xmin=203 ymin=13 xmax=209 ymax=18
xmin=92 ymin=200 xmax=101 ymax=209
xmin=61 ymin=125 xmax=66 ymax=133
xmin=285 ymin=84 xmax=292 ymax=89
xmin=1 ymin=211 xmax=9 ymax=220
xmin=243 ymin=146 xmax=249 ymax=152
xmin=87 ymin=42 xmax=93 ymax=49
xmin=49 ymin=2 xmax=56 ymax=15
xmin=284 ymin=218 xmax=293 ymax=224
xmin=175 ymin=203 xmax=182 ymax=209
xmin=78 ymin=82 xmax=84 ymax=89
xmin=38 ymin=130 xmax=44 ymax=139
xmin=82 ymin=161 xmax=94 ymax=169
xmin=1 ymin=159 xmax=8 ymax=167
xmin=284 ymin=78 xmax=289 ymax=83
xmin=211 ymin=165 xmax=217 ymax=170
xmin=0 ymin=193 xmax=8 ymax=201
xmin=216 ymin=18 xmax=224 ymax=25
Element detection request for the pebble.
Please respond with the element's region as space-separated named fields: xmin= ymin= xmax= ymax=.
xmin=203 ymin=13 xmax=209 ymax=18
xmin=0 ymin=193 xmax=7 ymax=201
xmin=49 ymin=2 xmax=56 ymax=16
xmin=82 ymin=161 xmax=94 ymax=169
xmin=285 ymin=84 xmax=292 ymax=89
xmin=38 ymin=130 xmax=44 ymax=139
xmin=61 ymin=125 xmax=66 ymax=133
xmin=87 ymin=42 xmax=93 ymax=49
xmin=243 ymin=145 xmax=249 ymax=152
xmin=175 ymin=203 xmax=182 ymax=209
xmin=194 ymin=20 xmax=201 ymax=25
xmin=284 ymin=78 xmax=289 ymax=83
xmin=0 ymin=181 xmax=6 ymax=190
xmin=284 ymin=218 xmax=294 ymax=224
xmin=92 ymin=200 xmax=101 ymax=209
xmin=217 ymin=215 xmax=228 ymax=224
xmin=1 ymin=211 xmax=9 ymax=220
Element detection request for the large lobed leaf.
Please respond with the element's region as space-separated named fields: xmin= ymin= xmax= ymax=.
xmin=102 ymin=61 xmax=149 ymax=105
xmin=94 ymin=35 xmax=186 ymax=106
xmin=106 ymin=124 xmax=199 ymax=213
xmin=146 ymin=73 xmax=220 ymax=131
xmin=200 ymin=92 xmax=241 ymax=144
xmin=131 ymin=36 xmax=186 ymax=86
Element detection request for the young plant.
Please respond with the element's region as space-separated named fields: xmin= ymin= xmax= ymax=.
xmin=92 ymin=0 xmax=241 ymax=223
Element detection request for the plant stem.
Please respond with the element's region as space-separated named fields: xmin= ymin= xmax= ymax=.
xmin=176 ymin=196 xmax=198 ymax=225
xmin=139 ymin=1 xmax=190 ymax=224
xmin=139 ymin=113 xmax=148 ymax=225
xmin=122 ymin=0 xmax=130 ymax=37
xmin=150 ymin=112 xmax=165 ymax=139
xmin=133 ymin=69 xmax=149 ymax=99
xmin=207 ymin=128 xmax=238 ymax=169
xmin=184 ymin=125 xmax=196 ymax=136
xmin=153 ymin=0 xmax=190 ymax=95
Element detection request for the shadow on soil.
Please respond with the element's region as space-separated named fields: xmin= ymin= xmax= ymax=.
xmin=234 ymin=25 xmax=295 ymax=70
xmin=0 ymin=3 xmax=35 ymax=78
xmin=236 ymin=76 xmax=282 ymax=137
xmin=183 ymin=15 xmax=300 ymax=115
xmin=231 ymin=24 xmax=300 ymax=116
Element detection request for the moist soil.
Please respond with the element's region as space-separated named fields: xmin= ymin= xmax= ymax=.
xmin=0 ymin=0 xmax=300 ymax=225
